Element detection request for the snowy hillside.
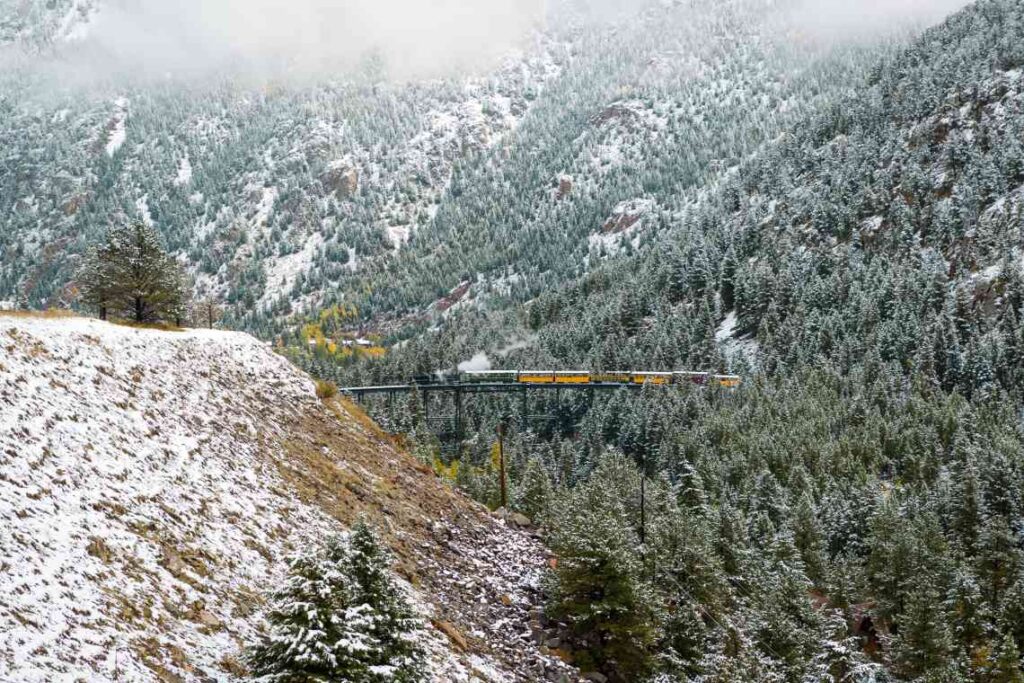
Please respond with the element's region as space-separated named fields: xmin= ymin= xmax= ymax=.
xmin=0 ymin=0 xmax=96 ymax=46
xmin=0 ymin=315 xmax=577 ymax=682
xmin=0 ymin=0 xmax=895 ymax=342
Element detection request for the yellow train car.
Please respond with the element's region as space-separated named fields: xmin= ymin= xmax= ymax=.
xmin=508 ymin=370 xmax=741 ymax=388
xmin=554 ymin=372 xmax=592 ymax=384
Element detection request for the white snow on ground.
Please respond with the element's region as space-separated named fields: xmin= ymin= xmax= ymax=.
xmin=0 ymin=317 xmax=331 ymax=682
xmin=386 ymin=225 xmax=411 ymax=251
xmin=715 ymin=310 xmax=739 ymax=343
xmin=715 ymin=310 xmax=760 ymax=366
xmin=136 ymin=195 xmax=154 ymax=226
xmin=57 ymin=0 xmax=97 ymax=42
xmin=174 ymin=157 xmax=193 ymax=187
xmin=254 ymin=186 xmax=277 ymax=227
xmin=0 ymin=316 xmax=577 ymax=683
xmin=259 ymin=232 xmax=324 ymax=309
xmin=105 ymin=99 xmax=129 ymax=157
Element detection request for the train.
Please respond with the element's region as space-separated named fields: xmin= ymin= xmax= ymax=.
xmin=412 ymin=370 xmax=742 ymax=388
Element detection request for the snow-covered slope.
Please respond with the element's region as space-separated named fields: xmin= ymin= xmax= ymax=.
xmin=0 ymin=314 xmax=575 ymax=682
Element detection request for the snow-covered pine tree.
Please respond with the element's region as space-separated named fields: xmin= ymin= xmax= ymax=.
xmin=344 ymin=520 xmax=426 ymax=683
xmin=76 ymin=246 xmax=116 ymax=321
xmin=246 ymin=546 xmax=376 ymax=682
xmin=803 ymin=611 xmax=885 ymax=683
xmin=247 ymin=526 xmax=425 ymax=683
xmin=515 ymin=456 xmax=554 ymax=525
xmin=77 ymin=223 xmax=188 ymax=324
xmin=986 ymin=633 xmax=1024 ymax=683
xmin=546 ymin=452 xmax=660 ymax=682
xmin=890 ymin=583 xmax=955 ymax=679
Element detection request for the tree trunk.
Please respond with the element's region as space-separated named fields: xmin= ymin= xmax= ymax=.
xmin=99 ymin=306 xmax=107 ymax=321
xmin=135 ymin=297 xmax=144 ymax=323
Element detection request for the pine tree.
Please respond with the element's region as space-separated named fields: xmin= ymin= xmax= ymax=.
xmin=247 ymin=546 xmax=376 ymax=682
xmin=247 ymin=526 xmax=425 ymax=683
xmin=986 ymin=634 xmax=1024 ymax=683
xmin=345 ymin=521 xmax=426 ymax=683
xmin=944 ymin=568 xmax=987 ymax=660
xmin=77 ymin=223 xmax=188 ymax=324
xmin=516 ymin=456 xmax=554 ymax=525
xmin=1001 ymin=572 xmax=1024 ymax=653
xmin=803 ymin=611 xmax=885 ymax=683
xmin=891 ymin=584 xmax=955 ymax=679
xmin=546 ymin=454 xmax=660 ymax=682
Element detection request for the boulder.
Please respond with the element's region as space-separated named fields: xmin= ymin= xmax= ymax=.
xmin=492 ymin=507 xmax=533 ymax=528
xmin=322 ymin=164 xmax=359 ymax=199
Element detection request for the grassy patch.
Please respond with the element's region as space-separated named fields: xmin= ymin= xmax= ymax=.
xmin=0 ymin=309 xmax=77 ymax=320
xmin=330 ymin=396 xmax=394 ymax=442
xmin=112 ymin=320 xmax=186 ymax=333
xmin=315 ymin=380 xmax=339 ymax=400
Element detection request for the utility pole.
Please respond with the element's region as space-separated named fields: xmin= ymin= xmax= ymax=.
xmin=497 ymin=420 xmax=508 ymax=509
xmin=640 ymin=456 xmax=646 ymax=546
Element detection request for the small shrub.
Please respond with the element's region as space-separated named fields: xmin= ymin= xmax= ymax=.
xmin=316 ymin=379 xmax=339 ymax=400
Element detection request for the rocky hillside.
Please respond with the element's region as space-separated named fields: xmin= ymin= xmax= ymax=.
xmin=0 ymin=314 xmax=577 ymax=682
xmin=0 ymin=0 xmax=900 ymax=342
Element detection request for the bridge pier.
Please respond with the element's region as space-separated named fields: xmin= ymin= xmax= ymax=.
xmin=520 ymin=387 xmax=528 ymax=430
xmin=455 ymin=387 xmax=463 ymax=446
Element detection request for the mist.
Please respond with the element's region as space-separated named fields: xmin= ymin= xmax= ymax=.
xmin=43 ymin=0 xmax=547 ymax=85
xmin=777 ymin=0 xmax=973 ymax=43
xmin=5 ymin=0 xmax=975 ymax=89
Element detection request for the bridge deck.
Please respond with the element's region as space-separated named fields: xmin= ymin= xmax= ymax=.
xmin=340 ymin=381 xmax=656 ymax=396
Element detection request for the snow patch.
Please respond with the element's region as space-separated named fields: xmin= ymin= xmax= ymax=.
xmin=260 ymin=232 xmax=324 ymax=309
xmin=715 ymin=310 xmax=759 ymax=366
xmin=104 ymin=98 xmax=129 ymax=157
xmin=174 ymin=157 xmax=193 ymax=187
xmin=135 ymin=195 xmax=153 ymax=226
xmin=715 ymin=311 xmax=739 ymax=343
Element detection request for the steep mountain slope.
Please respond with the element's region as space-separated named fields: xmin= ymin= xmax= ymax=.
xmin=0 ymin=0 xmax=96 ymax=46
xmin=313 ymin=4 xmax=1024 ymax=681
xmin=293 ymin=0 xmax=892 ymax=340
xmin=343 ymin=0 xmax=1024 ymax=394
xmin=0 ymin=315 xmax=577 ymax=682
xmin=0 ymin=0 xmax=893 ymax=341
xmin=0 ymin=49 xmax=564 ymax=328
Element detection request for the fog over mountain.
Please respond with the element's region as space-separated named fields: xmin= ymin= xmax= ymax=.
xmin=0 ymin=0 xmax=973 ymax=87
xmin=783 ymin=0 xmax=973 ymax=41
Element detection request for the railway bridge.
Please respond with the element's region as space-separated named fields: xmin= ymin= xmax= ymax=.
xmin=340 ymin=370 xmax=741 ymax=443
